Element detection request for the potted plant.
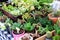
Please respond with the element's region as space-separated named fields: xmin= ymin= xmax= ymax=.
xmin=5 ymin=18 xmax=13 ymax=34
xmin=53 ymin=30 xmax=60 ymax=40
xmin=38 ymin=26 xmax=46 ymax=36
xmin=45 ymin=31 xmax=52 ymax=40
xmin=2 ymin=4 xmax=21 ymax=17
xmin=57 ymin=17 xmax=60 ymax=26
xmin=53 ymin=24 xmax=60 ymax=40
xmin=12 ymin=22 xmax=25 ymax=40
xmin=48 ymin=10 xmax=60 ymax=23
xmin=23 ymin=22 xmax=34 ymax=33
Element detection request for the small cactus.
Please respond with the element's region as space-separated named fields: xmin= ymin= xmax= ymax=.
xmin=46 ymin=31 xmax=52 ymax=38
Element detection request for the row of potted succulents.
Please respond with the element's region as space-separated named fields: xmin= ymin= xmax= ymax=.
xmin=0 ymin=0 xmax=53 ymax=17
xmin=36 ymin=23 xmax=60 ymax=40
xmin=1 ymin=0 xmax=60 ymax=40
xmin=45 ymin=23 xmax=60 ymax=40
xmin=0 ymin=14 xmax=58 ymax=40
xmin=11 ymin=20 xmax=60 ymax=40
xmin=0 ymin=10 xmax=55 ymax=40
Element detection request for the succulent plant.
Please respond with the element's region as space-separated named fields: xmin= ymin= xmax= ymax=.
xmin=38 ymin=26 xmax=46 ymax=35
xmin=53 ymin=24 xmax=60 ymax=34
xmin=23 ymin=22 xmax=34 ymax=32
xmin=12 ymin=22 xmax=22 ymax=33
xmin=57 ymin=30 xmax=60 ymax=35
xmin=53 ymin=10 xmax=60 ymax=17
xmin=22 ymin=13 xmax=31 ymax=20
xmin=46 ymin=31 xmax=52 ymax=38
xmin=5 ymin=18 xmax=13 ymax=24
xmin=53 ymin=35 xmax=60 ymax=40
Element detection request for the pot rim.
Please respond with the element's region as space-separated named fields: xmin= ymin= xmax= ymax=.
xmin=12 ymin=30 xmax=25 ymax=36
xmin=48 ymin=13 xmax=59 ymax=18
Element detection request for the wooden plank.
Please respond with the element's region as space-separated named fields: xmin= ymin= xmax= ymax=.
xmin=35 ymin=30 xmax=55 ymax=40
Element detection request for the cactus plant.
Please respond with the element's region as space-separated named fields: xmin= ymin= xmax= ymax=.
xmin=46 ymin=31 xmax=52 ymax=38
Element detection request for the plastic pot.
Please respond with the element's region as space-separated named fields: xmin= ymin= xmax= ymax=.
xmin=12 ymin=30 xmax=25 ymax=40
xmin=45 ymin=37 xmax=52 ymax=40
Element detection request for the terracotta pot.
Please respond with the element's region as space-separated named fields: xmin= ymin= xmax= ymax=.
xmin=12 ymin=30 xmax=25 ymax=40
xmin=48 ymin=13 xmax=58 ymax=24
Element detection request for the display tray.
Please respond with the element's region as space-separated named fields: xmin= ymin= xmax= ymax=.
xmin=0 ymin=8 xmax=17 ymax=22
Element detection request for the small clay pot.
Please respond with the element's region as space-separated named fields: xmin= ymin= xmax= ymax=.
xmin=48 ymin=13 xmax=58 ymax=24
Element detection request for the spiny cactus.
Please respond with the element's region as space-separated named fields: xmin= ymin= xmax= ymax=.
xmin=46 ymin=31 xmax=52 ymax=38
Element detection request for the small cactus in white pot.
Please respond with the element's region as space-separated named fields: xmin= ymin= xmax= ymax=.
xmin=45 ymin=31 xmax=52 ymax=40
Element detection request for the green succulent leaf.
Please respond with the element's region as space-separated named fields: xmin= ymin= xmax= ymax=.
xmin=23 ymin=22 xmax=34 ymax=32
xmin=12 ymin=22 xmax=21 ymax=30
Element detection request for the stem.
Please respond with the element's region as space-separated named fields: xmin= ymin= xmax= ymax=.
xmin=16 ymin=27 xmax=20 ymax=34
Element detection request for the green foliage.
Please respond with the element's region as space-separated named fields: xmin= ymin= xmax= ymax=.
xmin=0 ymin=11 xmax=3 ymax=16
xmin=27 ymin=16 xmax=53 ymax=28
xmin=5 ymin=18 xmax=13 ymax=29
xmin=12 ymin=22 xmax=21 ymax=30
xmin=38 ymin=0 xmax=53 ymax=3
xmin=27 ymin=16 xmax=40 ymax=24
xmin=5 ymin=18 xmax=13 ymax=25
xmin=54 ymin=10 xmax=60 ymax=17
xmin=37 ymin=0 xmax=53 ymax=8
xmin=22 ymin=13 xmax=31 ymax=20
xmin=38 ymin=26 xmax=46 ymax=35
xmin=0 ymin=22 xmax=6 ymax=30
xmin=53 ymin=35 xmax=60 ymax=40
xmin=53 ymin=24 xmax=60 ymax=33
xmin=34 ymin=0 xmax=53 ymax=15
xmin=46 ymin=25 xmax=54 ymax=31
xmin=23 ymin=22 xmax=34 ymax=32
xmin=2 ymin=5 xmax=21 ymax=16
xmin=39 ymin=17 xmax=53 ymax=27
xmin=11 ymin=0 xmax=38 ymax=12
xmin=57 ymin=30 xmax=60 ymax=35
